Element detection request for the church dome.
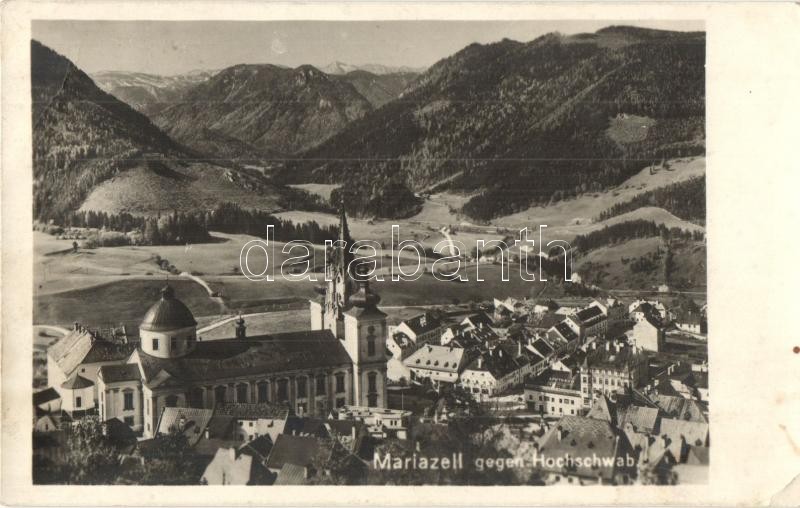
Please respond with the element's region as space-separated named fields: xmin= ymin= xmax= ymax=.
xmin=140 ymin=285 xmax=197 ymax=332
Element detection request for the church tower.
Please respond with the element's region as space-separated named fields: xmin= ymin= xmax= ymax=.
xmin=343 ymin=276 xmax=388 ymax=408
xmin=310 ymin=198 xmax=358 ymax=338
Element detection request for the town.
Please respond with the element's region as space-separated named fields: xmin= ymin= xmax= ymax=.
xmin=33 ymin=210 xmax=709 ymax=486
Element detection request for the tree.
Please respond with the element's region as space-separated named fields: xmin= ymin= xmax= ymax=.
xmin=64 ymin=418 xmax=122 ymax=484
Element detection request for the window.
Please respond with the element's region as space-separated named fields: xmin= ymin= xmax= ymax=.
xmin=76 ymin=396 xmax=82 ymax=408
xmin=170 ymin=337 xmax=177 ymax=350
xmin=188 ymin=387 xmax=204 ymax=408
xmin=215 ymin=386 xmax=227 ymax=405
xmin=123 ymin=391 xmax=134 ymax=411
xmin=277 ymin=379 xmax=289 ymax=402
xmin=335 ymin=373 xmax=345 ymax=393
xmin=367 ymin=336 xmax=376 ymax=356
xmin=296 ymin=377 xmax=307 ymax=398
xmin=165 ymin=395 xmax=178 ymax=407
xmin=236 ymin=384 xmax=248 ymax=403
xmin=316 ymin=376 xmax=326 ymax=395
xmin=336 ymin=397 xmax=346 ymax=408
xmin=124 ymin=416 xmax=134 ymax=427
xmin=152 ymin=338 xmax=159 ymax=351
xmin=146 ymin=398 xmax=150 ymax=415
xmin=257 ymin=382 xmax=269 ymax=403
xmin=368 ymin=372 xmax=377 ymax=393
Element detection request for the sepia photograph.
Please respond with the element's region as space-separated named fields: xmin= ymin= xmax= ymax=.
xmin=25 ymin=18 xmax=712 ymax=487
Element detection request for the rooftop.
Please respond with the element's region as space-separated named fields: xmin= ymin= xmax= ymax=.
xmin=403 ymin=344 xmax=465 ymax=373
xmin=135 ymin=329 xmax=352 ymax=388
xmin=140 ymin=285 xmax=197 ymax=332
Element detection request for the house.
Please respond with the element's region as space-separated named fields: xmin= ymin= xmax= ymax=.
xmin=675 ymin=312 xmax=707 ymax=334
xmin=393 ymin=312 xmax=444 ymax=347
xmin=546 ymin=321 xmax=581 ymax=355
xmin=59 ymin=372 xmax=96 ymax=417
xmin=650 ymin=394 xmax=707 ymax=423
xmin=265 ymin=434 xmax=331 ymax=474
xmin=47 ymin=324 xmax=136 ymax=403
xmin=567 ymin=305 xmax=608 ymax=339
xmin=386 ymin=332 xmax=416 ymax=360
xmin=459 ymin=344 xmax=529 ymax=399
xmin=336 ymin=405 xmax=412 ymax=440
xmin=460 ymin=312 xmax=494 ymax=332
xmin=440 ymin=323 xmax=469 ymax=346
xmin=403 ymin=344 xmax=467 ymax=387
xmin=579 ymin=342 xmax=649 ymax=408
xmin=201 ymin=447 xmax=271 ymax=485
xmin=33 ymin=387 xmax=61 ymax=417
xmin=524 ymin=370 xmax=582 ymax=417
xmin=629 ymin=300 xmax=668 ymax=321
xmin=632 ymin=314 xmax=665 ymax=352
xmin=214 ymin=402 xmax=290 ymax=443
xmin=155 ymin=406 xmax=216 ymax=445
xmin=657 ymin=418 xmax=709 ymax=463
xmin=535 ymin=416 xmax=636 ymax=485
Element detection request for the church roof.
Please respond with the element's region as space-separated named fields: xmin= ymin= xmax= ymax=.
xmin=140 ymin=285 xmax=197 ymax=332
xmin=99 ymin=364 xmax=141 ymax=384
xmin=134 ymin=330 xmax=352 ymax=388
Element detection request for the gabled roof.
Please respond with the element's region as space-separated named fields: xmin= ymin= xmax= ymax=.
xmin=549 ymin=321 xmax=579 ymax=342
xmin=463 ymin=345 xmax=524 ymax=379
xmin=48 ymin=329 xmax=135 ymax=377
xmin=134 ymin=330 xmax=352 ymax=387
xmin=99 ymin=364 xmax=141 ymax=384
xmin=461 ymin=312 xmax=493 ymax=329
xmin=266 ymin=434 xmax=329 ymax=470
xmin=651 ymin=394 xmax=707 ymax=423
xmin=33 ymin=387 xmax=60 ymax=407
xmin=659 ymin=418 xmax=709 ymax=448
xmin=202 ymin=447 xmax=259 ymax=485
xmin=403 ymin=344 xmax=465 ymax=373
xmin=156 ymin=407 xmax=215 ymax=446
xmin=574 ymin=305 xmax=605 ymax=324
xmin=529 ymin=338 xmax=554 ymax=358
xmin=617 ymin=406 xmax=659 ymax=434
xmin=400 ymin=312 xmax=442 ymax=336
xmin=239 ymin=435 xmax=274 ymax=463
xmin=284 ymin=417 xmax=329 ymax=438
xmin=537 ymin=416 xmax=631 ymax=480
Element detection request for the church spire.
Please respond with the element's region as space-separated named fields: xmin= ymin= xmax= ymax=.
xmin=338 ymin=193 xmax=351 ymax=243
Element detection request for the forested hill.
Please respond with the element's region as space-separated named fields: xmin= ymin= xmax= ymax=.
xmin=280 ymin=26 xmax=705 ymax=220
xmin=151 ymin=64 xmax=373 ymax=156
xmin=32 ymin=40 xmax=188 ymax=220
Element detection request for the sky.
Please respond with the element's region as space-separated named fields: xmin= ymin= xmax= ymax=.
xmin=32 ymin=20 xmax=704 ymax=76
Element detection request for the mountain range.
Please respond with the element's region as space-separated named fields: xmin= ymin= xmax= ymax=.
xmin=321 ymin=61 xmax=426 ymax=75
xmin=91 ymin=69 xmax=219 ymax=115
xmin=33 ymin=25 xmax=705 ymax=223
xmin=32 ymin=41 xmax=285 ymax=220
xmin=281 ymin=26 xmax=705 ymax=219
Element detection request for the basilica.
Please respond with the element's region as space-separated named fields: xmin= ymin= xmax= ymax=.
xmin=49 ymin=210 xmax=388 ymax=438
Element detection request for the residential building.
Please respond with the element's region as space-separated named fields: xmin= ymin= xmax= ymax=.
xmin=535 ymin=416 xmax=636 ymax=485
xmin=524 ymin=369 xmax=582 ymax=417
xmin=580 ymin=342 xmax=649 ymax=408
xmin=459 ymin=344 xmax=529 ymax=399
xmin=403 ymin=344 xmax=467 ymax=387
xmin=632 ymin=314 xmax=665 ymax=352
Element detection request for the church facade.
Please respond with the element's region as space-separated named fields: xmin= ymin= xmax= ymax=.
xmin=90 ymin=209 xmax=388 ymax=438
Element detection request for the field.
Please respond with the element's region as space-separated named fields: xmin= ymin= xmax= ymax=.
xmin=575 ymin=236 xmax=706 ymax=291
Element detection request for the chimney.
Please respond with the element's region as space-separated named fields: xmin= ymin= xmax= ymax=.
xmin=351 ymin=425 xmax=357 ymax=441
xmin=415 ymin=440 xmax=421 ymax=452
xmin=557 ymin=425 xmax=565 ymax=441
xmin=661 ymin=434 xmax=669 ymax=449
xmin=605 ymin=341 xmax=611 ymax=352
xmin=204 ymin=427 xmax=210 ymax=440
xmin=518 ymin=340 xmax=522 ymax=357
xmin=73 ymin=322 xmax=80 ymax=331
xmin=478 ymin=357 xmax=483 ymax=369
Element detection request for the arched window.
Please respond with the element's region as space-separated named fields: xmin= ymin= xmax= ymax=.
xmin=296 ymin=377 xmax=308 ymax=398
xmin=236 ymin=384 xmax=248 ymax=403
xmin=277 ymin=379 xmax=289 ymax=402
xmin=257 ymin=381 xmax=269 ymax=403
xmin=188 ymin=387 xmax=204 ymax=408
xmin=214 ymin=386 xmax=227 ymax=406
xmin=367 ymin=372 xmax=378 ymax=407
